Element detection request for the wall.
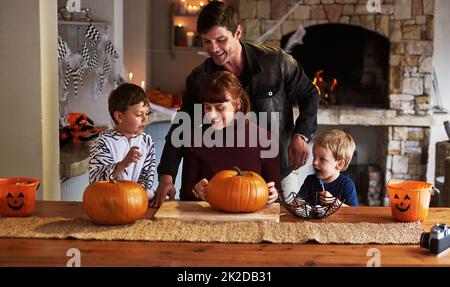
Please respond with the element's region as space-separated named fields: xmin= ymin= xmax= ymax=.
xmin=0 ymin=0 xmax=60 ymax=199
xmin=150 ymin=0 xmax=206 ymax=93
xmin=123 ymin=0 xmax=150 ymax=91
xmin=433 ymin=0 xmax=450 ymax=110
xmin=0 ymin=0 xmax=41 ymax=180
xmin=427 ymin=0 xmax=450 ymax=184
xmin=114 ymin=0 xmax=124 ymax=80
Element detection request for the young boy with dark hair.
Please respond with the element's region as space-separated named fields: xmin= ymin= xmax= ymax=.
xmin=89 ymin=83 xmax=159 ymax=200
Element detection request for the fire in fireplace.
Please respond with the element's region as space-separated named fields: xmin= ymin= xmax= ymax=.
xmin=282 ymin=23 xmax=390 ymax=108
xmin=312 ymin=70 xmax=338 ymax=107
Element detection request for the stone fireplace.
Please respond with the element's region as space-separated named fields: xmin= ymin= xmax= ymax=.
xmin=238 ymin=0 xmax=436 ymax=205
xmin=281 ymin=23 xmax=390 ymax=108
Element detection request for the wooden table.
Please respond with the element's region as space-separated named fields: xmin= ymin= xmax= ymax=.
xmin=1 ymin=201 xmax=450 ymax=267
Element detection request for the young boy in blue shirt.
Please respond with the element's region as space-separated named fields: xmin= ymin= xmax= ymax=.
xmin=297 ymin=129 xmax=358 ymax=206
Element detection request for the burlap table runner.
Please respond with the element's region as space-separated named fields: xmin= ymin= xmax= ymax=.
xmin=0 ymin=216 xmax=424 ymax=244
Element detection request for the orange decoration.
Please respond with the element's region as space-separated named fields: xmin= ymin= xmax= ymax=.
xmin=147 ymin=89 xmax=173 ymax=108
xmin=0 ymin=178 xmax=40 ymax=217
xmin=83 ymin=180 xmax=148 ymax=225
xmin=207 ymin=167 xmax=269 ymax=213
xmin=387 ymin=180 xmax=439 ymax=222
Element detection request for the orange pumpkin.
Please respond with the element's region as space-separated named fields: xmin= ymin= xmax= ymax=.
xmin=147 ymin=89 xmax=173 ymax=108
xmin=206 ymin=167 xmax=269 ymax=213
xmin=0 ymin=178 xmax=40 ymax=217
xmin=387 ymin=180 xmax=438 ymax=222
xmin=83 ymin=180 xmax=148 ymax=225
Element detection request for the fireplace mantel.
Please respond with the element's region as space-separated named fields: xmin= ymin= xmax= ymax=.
xmin=150 ymin=106 xmax=448 ymax=128
xmin=294 ymin=107 xmax=449 ymax=127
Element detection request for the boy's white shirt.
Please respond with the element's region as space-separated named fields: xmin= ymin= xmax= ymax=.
xmin=89 ymin=128 xmax=156 ymax=199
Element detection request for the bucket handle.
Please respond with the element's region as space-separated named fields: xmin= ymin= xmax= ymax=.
xmin=387 ymin=181 xmax=440 ymax=198
xmin=431 ymin=186 xmax=440 ymax=197
xmin=26 ymin=180 xmax=40 ymax=192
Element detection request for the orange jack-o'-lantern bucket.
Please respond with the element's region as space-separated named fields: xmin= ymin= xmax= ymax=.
xmin=0 ymin=178 xmax=40 ymax=217
xmin=387 ymin=180 xmax=439 ymax=222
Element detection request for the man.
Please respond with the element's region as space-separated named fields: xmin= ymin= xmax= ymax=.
xmin=151 ymin=1 xmax=319 ymax=207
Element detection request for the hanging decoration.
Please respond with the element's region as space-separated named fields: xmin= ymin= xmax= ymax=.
xmin=57 ymin=37 xmax=68 ymax=60
xmin=105 ymin=40 xmax=119 ymax=59
xmin=57 ymin=23 xmax=121 ymax=126
xmin=85 ymin=24 xmax=101 ymax=46
xmin=256 ymin=0 xmax=306 ymax=53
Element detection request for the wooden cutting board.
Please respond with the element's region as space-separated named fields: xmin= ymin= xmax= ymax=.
xmin=154 ymin=201 xmax=280 ymax=222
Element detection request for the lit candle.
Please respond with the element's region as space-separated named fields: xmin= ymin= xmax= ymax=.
xmin=141 ymin=80 xmax=145 ymax=90
xmin=186 ymin=31 xmax=194 ymax=47
xmin=128 ymin=72 xmax=133 ymax=82
xmin=199 ymin=2 xmax=204 ymax=7
xmin=187 ymin=5 xmax=192 ymax=15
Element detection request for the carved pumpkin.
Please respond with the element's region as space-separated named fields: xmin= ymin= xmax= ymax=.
xmin=387 ymin=180 xmax=438 ymax=222
xmin=0 ymin=178 xmax=40 ymax=217
xmin=83 ymin=180 xmax=148 ymax=225
xmin=206 ymin=167 xmax=269 ymax=213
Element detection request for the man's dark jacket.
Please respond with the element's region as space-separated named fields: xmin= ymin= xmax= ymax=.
xmin=157 ymin=41 xmax=320 ymax=180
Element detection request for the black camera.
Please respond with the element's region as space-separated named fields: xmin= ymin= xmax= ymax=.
xmin=420 ymin=223 xmax=450 ymax=255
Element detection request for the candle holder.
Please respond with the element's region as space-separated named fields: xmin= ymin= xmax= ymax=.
xmin=186 ymin=31 xmax=194 ymax=47
xmin=174 ymin=25 xmax=187 ymax=46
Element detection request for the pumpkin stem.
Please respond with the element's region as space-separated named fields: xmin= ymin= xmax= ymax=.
xmin=233 ymin=166 xmax=244 ymax=176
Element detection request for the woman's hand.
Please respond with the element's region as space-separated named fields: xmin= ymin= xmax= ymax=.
xmin=193 ymin=178 xmax=208 ymax=201
xmin=267 ymin=181 xmax=278 ymax=204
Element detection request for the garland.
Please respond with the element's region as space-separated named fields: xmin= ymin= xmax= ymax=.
xmin=57 ymin=24 xmax=119 ymax=126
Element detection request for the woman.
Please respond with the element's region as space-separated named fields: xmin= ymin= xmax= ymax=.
xmin=180 ymin=71 xmax=281 ymax=203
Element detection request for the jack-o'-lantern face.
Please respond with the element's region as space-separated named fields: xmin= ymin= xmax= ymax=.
xmin=393 ymin=193 xmax=410 ymax=212
xmin=0 ymin=178 xmax=40 ymax=217
xmin=6 ymin=192 xmax=25 ymax=210
xmin=388 ymin=180 xmax=437 ymax=222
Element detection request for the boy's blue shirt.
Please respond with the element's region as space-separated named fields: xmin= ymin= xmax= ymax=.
xmin=297 ymin=174 xmax=359 ymax=206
